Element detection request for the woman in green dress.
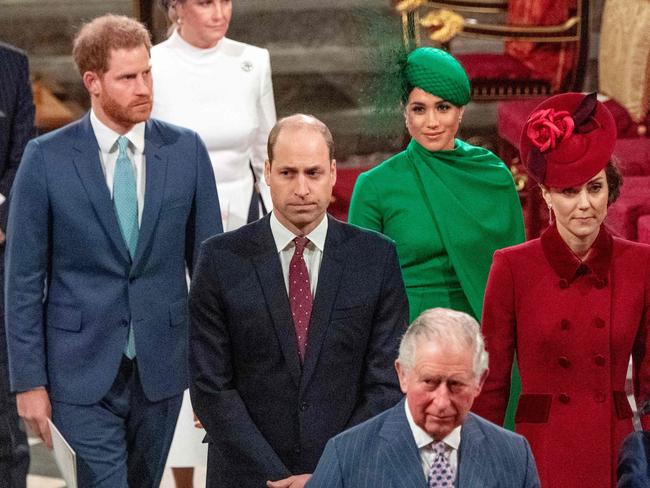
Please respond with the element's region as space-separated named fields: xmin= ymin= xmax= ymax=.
xmin=349 ymin=47 xmax=525 ymax=323
xmin=349 ymin=47 xmax=525 ymax=429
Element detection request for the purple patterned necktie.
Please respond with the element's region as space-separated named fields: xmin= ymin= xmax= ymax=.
xmin=427 ymin=441 xmax=455 ymax=488
xmin=289 ymin=236 xmax=313 ymax=362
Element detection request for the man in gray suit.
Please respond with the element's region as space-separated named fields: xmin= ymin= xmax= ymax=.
xmin=307 ymin=308 xmax=540 ymax=488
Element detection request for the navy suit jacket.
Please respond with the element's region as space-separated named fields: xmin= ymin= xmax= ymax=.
xmin=0 ymin=42 xmax=34 ymax=233
xmin=189 ymin=214 xmax=409 ymax=487
xmin=308 ymin=399 xmax=541 ymax=488
xmin=5 ymin=113 xmax=221 ymax=404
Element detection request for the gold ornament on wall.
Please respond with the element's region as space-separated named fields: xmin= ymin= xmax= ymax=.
xmin=420 ymin=9 xmax=464 ymax=44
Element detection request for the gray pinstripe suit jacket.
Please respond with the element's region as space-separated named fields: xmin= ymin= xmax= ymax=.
xmin=307 ymin=399 xmax=540 ymax=488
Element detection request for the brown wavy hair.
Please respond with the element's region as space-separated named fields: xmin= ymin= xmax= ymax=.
xmin=72 ymin=14 xmax=151 ymax=75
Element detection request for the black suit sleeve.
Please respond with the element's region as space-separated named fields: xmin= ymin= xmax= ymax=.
xmin=0 ymin=50 xmax=35 ymax=231
xmin=189 ymin=242 xmax=290 ymax=479
xmin=347 ymin=242 xmax=409 ymax=427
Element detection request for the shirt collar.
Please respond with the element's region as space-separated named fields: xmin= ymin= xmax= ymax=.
xmin=90 ymin=109 xmax=146 ymax=155
xmin=269 ymin=212 xmax=328 ymax=253
xmin=540 ymin=223 xmax=613 ymax=285
xmin=404 ymin=399 xmax=461 ymax=451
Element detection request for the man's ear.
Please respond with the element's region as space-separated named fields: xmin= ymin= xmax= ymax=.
xmin=83 ymin=71 xmax=101 ymax=97
xmin=476 ymin=368 xmax=489 ymax=395
xmin=395 ymin=359 xmax=408 ymax=395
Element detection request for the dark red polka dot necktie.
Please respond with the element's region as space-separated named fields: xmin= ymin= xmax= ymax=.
xmin=289 ymin=236 xmax=313 ymax=362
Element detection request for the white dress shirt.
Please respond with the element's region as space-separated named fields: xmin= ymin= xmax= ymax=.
xmin=269 ymin=211 xmax=328 ymax=297
xmin=404 ymin=399 xmax=461 ymax=481
xmin=90 ymin=109 xmax=146 ymax=224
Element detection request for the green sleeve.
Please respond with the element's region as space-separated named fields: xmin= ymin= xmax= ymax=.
xmin=348 ymin=172 xmax=383 ymax=232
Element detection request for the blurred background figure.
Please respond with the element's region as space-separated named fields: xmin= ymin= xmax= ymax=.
xmin=152 ymin=0 xmax=276 ymax=232
xmin=0 ymin=40 xmax=35 ymax=488
xmin=618 ymin=431 xmax=650 ymax=487
xmin=474 ymin=92 xmax=650 ymax=488
xmin=151 ymin=1 xmax=276 ymax=486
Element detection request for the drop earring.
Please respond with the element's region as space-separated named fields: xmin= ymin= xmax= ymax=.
xmin=547 ymin=202 xmax=553 ymax=225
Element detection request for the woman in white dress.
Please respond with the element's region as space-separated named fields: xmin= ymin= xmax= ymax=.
xmin=151 ymin=1 xmax=276 ymax=486
xmin=153 ymin=0 xmax=276 ymax=232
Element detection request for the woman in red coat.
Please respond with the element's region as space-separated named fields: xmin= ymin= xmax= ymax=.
xmin=472 ymin=92 xmax=650 ymax=487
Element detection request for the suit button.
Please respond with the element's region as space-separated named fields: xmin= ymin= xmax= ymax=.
xmin=300 ymin=402 xmax=309 ymax=411
xmin=120 ymin=319 xmax=129 ymax=327
xmin=592 ymin=317 xmax=605 ymax=328
xmin=559 ymin=279 xmax=569 ymax=289
xmin=558 ymin=356 xmax=571 ymax=368
xmin=559 ymin=393 xmax=570 ymax=404
xmin=593 ymin=278 xmax=607 ymax=289
xmin=594 ymin=355 xmax=606 ymax=366
xmin=560 ymin=319 xmax=570 ymax=330
xmin=594 ymin=390 xmax=606 ymax=403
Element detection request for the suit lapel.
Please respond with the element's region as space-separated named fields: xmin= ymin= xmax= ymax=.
xmin=72 ymin=114 xmax=130 ymax=263
xmin=131 ymin=120 xmax=168 ymax=273
xmin=456 ymin=414 xmax=497 ymax=487
xmin=252 ymin=216 xmax=302 ymax=388
xmin=300 ymin=216 xmax=345 ymax=390
xmin=378 ymin=401 xmax=427 ymax=487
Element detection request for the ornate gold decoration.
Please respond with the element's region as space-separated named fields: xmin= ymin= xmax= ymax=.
xmin=394 ymin=0 xmax=426 ymax=14
xmin=420 ymin=8 xmax=464 ymax=44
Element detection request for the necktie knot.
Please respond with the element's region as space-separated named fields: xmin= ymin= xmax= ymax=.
xmin=117 ymin=135 xmax=130 ymax=155
xmin=293 ymin=236 xmax=309 ymax=256
xmin=431 ymin=441 xmax=447 ymax=457
xmin=428 ymin=441 xmax=454 ymax=488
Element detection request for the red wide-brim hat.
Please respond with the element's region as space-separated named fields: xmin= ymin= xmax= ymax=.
xmin=519 ymin=92 xmax=617 ymax=187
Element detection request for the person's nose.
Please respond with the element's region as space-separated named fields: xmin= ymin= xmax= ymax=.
xmin=135 ymin=74 xmax=151 ymax=96
xmin=295 ymin=174 xmax=310 ymax=197
xmin=577 ymin=188 xmax=590 ymax=209
xmin=212 ymin=2 xmax=226 ymax=20
xmin=432 ymin=384 xmax=452 ymax=410
xmin=425 ymin=109 xmax=440 ymax=129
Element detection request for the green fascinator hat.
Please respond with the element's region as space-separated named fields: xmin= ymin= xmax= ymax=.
xmin=405 ymin=47 xmax=471 ymax=106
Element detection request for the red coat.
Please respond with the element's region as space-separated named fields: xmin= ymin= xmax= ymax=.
xmin=473 ymin=225 xmax=650 ymax=487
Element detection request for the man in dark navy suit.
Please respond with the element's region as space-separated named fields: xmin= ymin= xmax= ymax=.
xmin=5 ymin=15 xmax=221 ymax=487
xmin=189 ymin=114 xmax=409 ymax=488
xmin=0 ymin=41 xmax=35 ymax=488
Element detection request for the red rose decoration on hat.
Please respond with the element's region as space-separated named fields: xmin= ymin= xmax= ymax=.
xmin=526 ymin=108 xmax=575 ymax=153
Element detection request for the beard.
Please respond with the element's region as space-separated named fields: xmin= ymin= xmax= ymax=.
xmin=101 ymin=92 xmax=152 ymax=128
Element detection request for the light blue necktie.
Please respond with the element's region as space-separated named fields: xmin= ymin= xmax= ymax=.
xmin=113 ymin=136 xmax=138 ymax=359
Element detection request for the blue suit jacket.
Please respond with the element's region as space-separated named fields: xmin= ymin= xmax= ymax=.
xmin=5 ymin=113 xmax=221 ymax=404
xmin=307 ymin=399 xmax=540 ymax=488
xmin=189 ymin=214 xmax=409 ymax=487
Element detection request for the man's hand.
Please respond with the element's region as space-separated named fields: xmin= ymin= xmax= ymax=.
xmin=16 ymin=387 xmax=52 ymax=449
xmin=0 ymin=228 xmax=5 ymax=245
xmin=267 ymin=474 xmax=311 ymax=488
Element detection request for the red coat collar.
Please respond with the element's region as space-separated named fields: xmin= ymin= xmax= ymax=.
xmin=540 ymin=224 xmax=613 ymax=285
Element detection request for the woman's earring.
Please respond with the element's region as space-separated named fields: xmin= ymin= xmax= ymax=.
xmin=547 ymin=202 xmax=553 ymax=225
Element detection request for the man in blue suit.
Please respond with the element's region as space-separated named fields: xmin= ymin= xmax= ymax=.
xmin=189 ymin=114 xmax=409 ymax=488
xmin=308 ymin=308 xmax=541 ymax=488
xmin=4 ymin=14 xmax=221 ymax=487
xmin=0 ymin=41 xmax=35 ymax=488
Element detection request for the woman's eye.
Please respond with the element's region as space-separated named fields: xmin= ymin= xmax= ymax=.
xmin=561 ymin=188 xmax=577 ymax=196
xmin=437 ymin=104 xmax=451 ymax=112
xmin=588 ymin=184 xmax=602 ymax=193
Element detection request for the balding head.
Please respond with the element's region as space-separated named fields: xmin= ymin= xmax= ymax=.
xmin=267 ymin=114 xmax=334 ymax=164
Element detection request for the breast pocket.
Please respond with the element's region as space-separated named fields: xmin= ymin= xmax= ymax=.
xmin=161 ymin=196 xmax=190 ymax=213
